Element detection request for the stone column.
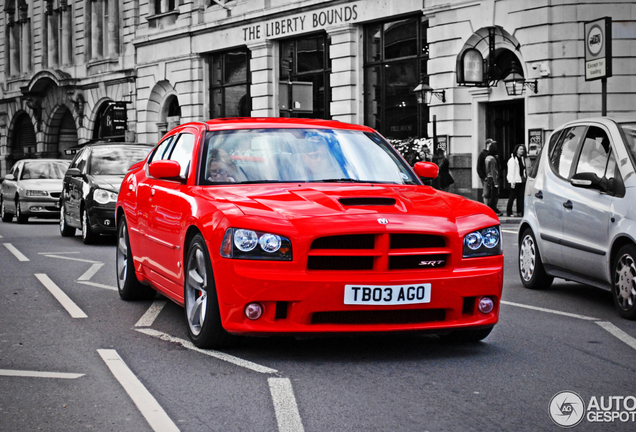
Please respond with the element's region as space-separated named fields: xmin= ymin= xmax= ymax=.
xmin=328 ymin=24 xmax=360 ymax=124
xmin=248 ymin=41 xmax=275 ymax=118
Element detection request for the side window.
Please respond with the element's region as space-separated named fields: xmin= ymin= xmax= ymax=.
xmin=76 ymin=149 xmax=89 ymax=173
xmin=168 ymin=133 xmax=196 ymax=178
xmin=605 ymin=151 xmax=626 ymax=197
xmin=70 ymin=149 xmax=85 ymax=170
xmin=550 ymin=126 xmax=585 ymax=179
xmin=148 ymin=136 xmax=174 ymax=164
xmin=575 ymin=126 xmax=611 ymax=179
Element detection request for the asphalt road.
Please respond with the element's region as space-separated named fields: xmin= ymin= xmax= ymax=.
xmin=1 ymin=219 xmax=635 ymax=431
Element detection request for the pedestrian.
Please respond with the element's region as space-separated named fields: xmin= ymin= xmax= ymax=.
xmin=506 ymin=144 xmax=529 ymax=217
xmin=485 ymin=142 xmax=501 ymax=215
xmin=477 ymin=138 xmax=496 ymax=203
xmin=433 ymin=148 xmax=454 ymax=191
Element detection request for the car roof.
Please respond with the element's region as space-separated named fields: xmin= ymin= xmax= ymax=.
xmin=199 ymin=117 xmax=376 ymax=133
xmin=558 ymin=117 xmax=636 ymax=129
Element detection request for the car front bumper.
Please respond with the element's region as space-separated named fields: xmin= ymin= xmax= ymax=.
xmin=18 ymin=197 xmax=60 ymax=218
xmin=88 ymin=204 xmax=117 ymax=234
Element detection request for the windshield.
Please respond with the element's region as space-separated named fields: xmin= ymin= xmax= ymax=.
xmin=20 ymin=161 xmax=69 ymax=180
xmin=200 ymin=128 xmax=419 ymax=185
xmin=619 ymin=122 xmax=636 ymax=168
xmin=89 ymin=146 xmax=151 ymax=175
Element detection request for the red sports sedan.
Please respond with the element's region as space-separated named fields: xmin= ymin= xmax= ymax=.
xmin=116 ymin=118 xmax=503 ymax=348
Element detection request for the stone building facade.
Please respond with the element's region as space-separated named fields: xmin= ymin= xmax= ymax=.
xmin=1 ymin=0 xmax=635 ymax=199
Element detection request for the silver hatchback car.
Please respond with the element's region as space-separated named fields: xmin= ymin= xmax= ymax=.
xmin=518 ymin=117 xmax=636 ymax=320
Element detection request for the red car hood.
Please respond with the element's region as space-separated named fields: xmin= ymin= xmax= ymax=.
xmin=201 ymin=184 xmax=490 ymax=223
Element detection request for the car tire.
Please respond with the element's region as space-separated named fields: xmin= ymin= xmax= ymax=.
xmin=81 ymin=207 xmax=98 ymax=244
xmin=59 ymin=204 xmax=76 ymax=237
xmin=116 ymin=216 xmax=155 ymax=301
xmin=184 ymin=234 xmax=234 ymax=349
xmin=518 ymin=228 xmax=553 ymax=289
xmin=1 ymin=199 xmax=12 ymax=222
xmin=439 ymin=326 xmax=494 ymax=343
xmin=613 ymin=244 xmax=636 ymax=320
xmin=15 ymin=198 xmax=28 ymax=224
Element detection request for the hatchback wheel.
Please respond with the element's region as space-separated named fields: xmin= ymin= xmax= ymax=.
xmin=116 ymin=216 xmax=155 ymax=301
xmin=184 ymin=234 xmax=233 ymax=348
xmin=15 ymin=198 xmax=28 ymax=224
xmin=519 ymin=228 xmax=553 ymax=289
xmin=81 ymin=207 xmax=98 ymax=244
xmin=59 ymin=204 xmax=76 ymax=237
xmin=613 ymin=244 xmax=636 ymax=320
xmin=1 ymin=199 xmax=12 ymax=222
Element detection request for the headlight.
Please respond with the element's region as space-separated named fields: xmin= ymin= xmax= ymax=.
xmin=26 ymin=190 xmax=48 ymax=197
xmin=221 ymin=228 xmax=292 ymax=260
xmin=93 ymin=189 xmax=118 ymax=205
xmin=463 ymin=225 xmax=502 ymax=258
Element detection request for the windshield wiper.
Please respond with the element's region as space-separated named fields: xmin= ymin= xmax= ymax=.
xmin=315 ymin=178 xmax=369 ymax=183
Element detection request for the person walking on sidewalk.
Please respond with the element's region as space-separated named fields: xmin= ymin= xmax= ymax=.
xmin=477 ymin=138 xmax=496 ymax=203
xmin=484 ymin=142 xmax=501 ymax=215
xmin=506 ymin=144 xmax=529 ymax=217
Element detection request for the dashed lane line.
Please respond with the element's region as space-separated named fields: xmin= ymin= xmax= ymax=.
xmin=135 ymin=328 xmax=278 ymax=374
xmin=596 ymin=321 xmax=636 ymax=351
xmin=97 ymin=349 xmax=179 ymax=432
xmin=501 ymin=300 xmax=600 ymax=321
xmin=269 ymin=377 xmax=305 ymax=432
xmin=76 ymin=280 xmax=117 ymax=291
xmin=135 ymin=300 xmax=167 ymax=327
xmin=35 ymin=273 xmax=87 ymax=319
xmin=4 ymin=243 xmax=29 ymax=261
xmin=78 ymin=263 xmax=104 ymax=281
xmin=501 ymin=229 xmax=518 ymax=235
xmin=0 ymin=369 xmax=84 ymax=379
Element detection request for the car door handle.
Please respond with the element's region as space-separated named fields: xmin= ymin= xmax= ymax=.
xmin=563 ymin=200 xmax=573 ymax=210
xmin=535 ymin=190 xmax=543 ymax=199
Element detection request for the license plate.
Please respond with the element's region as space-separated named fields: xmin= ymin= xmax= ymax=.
xmin=344 ymin=284 xmax=431 ymax=305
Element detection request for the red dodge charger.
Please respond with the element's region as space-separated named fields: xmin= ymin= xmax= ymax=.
xmin=116 ymin=118 xmax=503 ymax=348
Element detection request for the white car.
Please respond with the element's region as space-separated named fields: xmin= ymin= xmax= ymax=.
xmin=518 ymin=117 xmax=636 ymax=319
xmin=1 ymin=159 xmax=70 ymax=224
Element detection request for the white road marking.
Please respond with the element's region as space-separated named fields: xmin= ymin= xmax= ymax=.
xmin=44 ymin=254 xmax=100 ymax=264
xmin=78 ymin=263 xmax=104 ymax=281
xmin=38 ymin=251 xmax=80 ymax=255
xmin=135 ymin=301 xmax=167 ymax=327
xmin=501 ymin=300 xmax=600 ymax=321
xmin=76 ymin=280 xmax=117 ymax=291
xmin=501 ymin=229 xmax=518 ymax=234
xmin=4 ymin=243 xmax=29 ymax=261
xmin=596 ymin=321 xmax=636 ymax=351
xmin=35 ymin=273 xmax=87 ymax=319
xmin=97 ymin=349 xmax=179 ymax=432
xmin=136 ymin=328 xmax=278 ymax=374
xmin=269 ymin=377 xmax=305 ymax=432
xmin=0 ymin=369 xmax=84 ymax=379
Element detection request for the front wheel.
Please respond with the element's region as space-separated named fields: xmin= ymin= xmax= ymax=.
xmin=184 ymin=234 xmax=233 ymax=349
xmin=613 ymin=244 xmax=636 ymax=320
xmin=116 ymin=216 xmax=155 ymax=301
xmin=15 ymin=198 xmax=28 ymax=224
xmin=59 ymin=204 xmax=76 ymax=237
xmin=81 ymin=207 xmax=98 ymax=244
xmin=518 ymin=228 xmax=553 ymax=289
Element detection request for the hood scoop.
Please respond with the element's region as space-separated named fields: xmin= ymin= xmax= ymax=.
xmin=339 ymin=197 xmax=396 ymax=206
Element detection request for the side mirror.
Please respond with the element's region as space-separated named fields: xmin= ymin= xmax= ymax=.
xmin=148 ymin=160 xmax=181 ymax=179
xmin=66 ymin=168 xmax=81 ymax=177
xmin=4 ymin=173 xmax=15 ymax=181
xmin=570 ymin=172 xmax=604 ymax=191
xmin=413 ymin=161 xmax=439 ymax=179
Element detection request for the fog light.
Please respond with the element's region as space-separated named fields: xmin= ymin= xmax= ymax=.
xmin=478 ymin=297 xmax=494 ymax=314
xmin=245 ymin=303 xmax=263 ymax=320
xmin=104 ymin=219 xmax=111 ymax=226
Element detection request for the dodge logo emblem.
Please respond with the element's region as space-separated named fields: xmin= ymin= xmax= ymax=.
xmin=377 ymin=218 xmax=389 ymax=225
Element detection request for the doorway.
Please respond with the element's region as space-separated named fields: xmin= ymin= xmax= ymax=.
xmin=486 ymin=99 xmax=524 ymax=197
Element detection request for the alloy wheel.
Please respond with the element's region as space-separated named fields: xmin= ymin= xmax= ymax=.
xmin=185 ymin=246 xmax=208 ymax=337
xmin=519 ymin=234 xmax=536 ymax=282
xmin=116 ymin=224 xmax=129 ymax=289
xmin=615 ymin=253 xmax=636 ymax=311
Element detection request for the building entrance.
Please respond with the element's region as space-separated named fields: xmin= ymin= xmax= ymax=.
xmin=486 ymin=99 xmax=524 ymax=197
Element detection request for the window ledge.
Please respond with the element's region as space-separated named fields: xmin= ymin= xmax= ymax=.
xmin=146 ymin=10 xmax=179 ymax=28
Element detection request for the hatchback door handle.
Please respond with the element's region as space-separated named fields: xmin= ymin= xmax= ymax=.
xmin=535 ymin=190 xmax=543 ymax=199
xmin=563 ymin=200 xmax=573 ymax=210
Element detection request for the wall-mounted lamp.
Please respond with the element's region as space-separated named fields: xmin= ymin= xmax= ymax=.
xmin=413 ymin=83 xmax=446 ymax=104
xmin=504 ymin=62 xmax=538 ymax=96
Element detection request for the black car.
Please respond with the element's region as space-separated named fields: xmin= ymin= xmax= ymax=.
xmin=60 ymin=142 xmax=153 ymax=243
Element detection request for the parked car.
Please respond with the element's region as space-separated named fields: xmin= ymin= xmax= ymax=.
xmin=519 ymin=117 xmax=636 ymax=319
xmin=60 ymin=142 xmax=153 ymax=243
xmin=1 ymin=159 xmax=70 ymax=224
xmin=116 ymin=118 xmax=503 ymax=348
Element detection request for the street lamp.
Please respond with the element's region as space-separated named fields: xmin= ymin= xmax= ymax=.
xmin=413 ymin=83 xmax=446 ymax=104
xmin=504 ymin=62 xmax=538 ymax=96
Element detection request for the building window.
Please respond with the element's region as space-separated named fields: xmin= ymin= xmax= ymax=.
xmin=279 ymin=33 xmax=331 ymax=119
xmin=209 ymin=49 xmax=251 ymax=118
xmin=153 ymin=0 xmax=176 ymax=15
xmin=87 ymin=0 xmax=120 ymax=61
xmin=4 ymin=0 xmax=34 ymax=76
xmin=364 ymin=17 xmax=429 ymax=140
